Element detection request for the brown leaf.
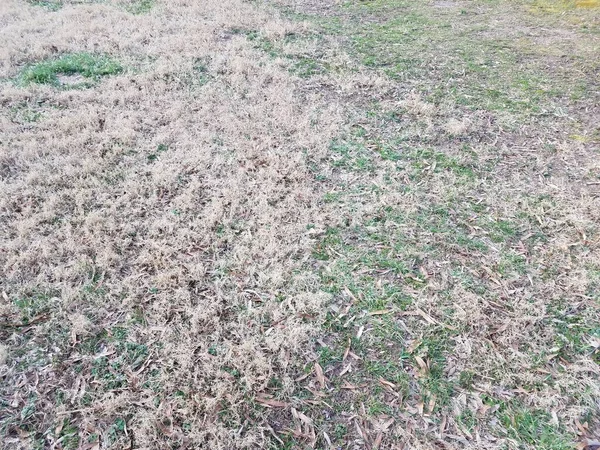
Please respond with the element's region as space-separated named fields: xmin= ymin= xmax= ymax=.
xmin=406 ymin=339 xmax=422 ymax=354
xmin=427 ymin=395 xmax=436 ymax=414
xmin=344 ymin=286 xmax=358 ymax=303
xmin=459 ymin=423 xmax=473 ymax=440
xmin=348 ymin=351 xmax=362 ymax=360
xmin=255 ymin=394 xmax=287 ymax=408
xmin=356 ymin=325 xmax=365 ymax=339
xmin=575 ymin=418 xmax=588 ymax=433
xmin=369 ymin=310 xmax=392 ymax=316
xmin=0 ymin=313 xmax=50 ymax=329
xmin=380 ymin=417 xmax=395 ymax=432
xmin=295 ymin=373 xmax=310 ymax=382
xmin=305 ymin=387 xmax=327 ymax=398
xmin=354 ymin=419 xmax=371 ymax=448
xmin=373 ymin=432 xmax=383 ymax=448
xmin=415 ymin=308 xmax=437 ymax=325
xmin=414 ymin=356 xmax=428 ymax=376
xmin=339 ymin=363 xmax=352 ymax=377
xmin=407 ymin=274 xmax=426 ymax=285
xmin=314 ymin=362 xmax=326 ymax=389
xmin=343 ymin=338 xmax=351 ymax=361
xmin=80 ymin=441 xmax=100 ymax=450
xmin=292 ymin=408 xmax=313 ymax=426
xmin=379 ymin=378 xmax=396 ymax=389
xmin=438 ymin=415 xmax=447 ymax=438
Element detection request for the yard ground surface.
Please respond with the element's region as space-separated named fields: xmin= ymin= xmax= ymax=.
xmin=0 ymin=0 xmax=599 ymax=449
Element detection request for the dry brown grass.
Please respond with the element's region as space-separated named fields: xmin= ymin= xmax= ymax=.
xmin=1 ymin=0 xmax=600 ymax=448
xmin=0 ymin=0 xmax=343 ymax=447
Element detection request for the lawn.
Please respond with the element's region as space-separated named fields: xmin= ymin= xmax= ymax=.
xmin=1 ymin=0 xmax=599 ymax=448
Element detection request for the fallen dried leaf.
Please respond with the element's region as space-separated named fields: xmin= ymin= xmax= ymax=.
xmin=414 ymin=356 xmax=428 ymax=375
xmin=314 ymin=362 xmax=326 ymax=389
xmin=291 ymin=408 xmax=313 ymax=426
xmin=343 ymin=338 xmax=351 ymax=361
xmin=341 ymin=381 xmax=359 ymax=390
xmin=379 ymin=377 xmax=395 ymax=388
xmin=427 ymin=395 xmax=436 ymax=414
xmin=356 ymin=325 xmax=365 ymax=339
xmin=406 ymin=339 xmax=422 ymax=354
xmin=344 ymin=286 xmax=358 ymax=303
xmin=323 ymin=431 xmax=332 ymax=447
xmin=339 ymin=363 xmax=352 ymax=377
xmin=439 ymin=414 xmax=447 ymax=438
xmin=295 ymin=373 xmax=310 ymax=382
xmin=255 ymin=394 xmax=287 ymax=408
xmin=575 ymin=418 xmax=588 ymax=433
xmin=348 ymin=351 xmax=362 ymax=360
xmin=369 ymin=310 xmax=392 ymax=316
xmin=373 ymin=432 xmax=383 ymax=448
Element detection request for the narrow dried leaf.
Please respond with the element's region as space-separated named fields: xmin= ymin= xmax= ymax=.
xmin=415 ymin=308 xmax=437 ymax=325
xmin=406 ymin=339 xmax=422 ymax=354
xmin=343 ymin=338 xmax=351 ymax=361
xmin=575 ymin=418 xmax=588 ymax=433
xmin=439 ymin=415 xmax=447 ymax=438
xmin=314 ymin=362 xmax=326 ymax=389
xmin=414 ymin=356 xmax=428 ymax=375
xmin=323 ymin=431 xmax=332 ymax=447
xmin=305 ymin=387 xmax=327 ymax=398
xmin=381 ymin=417 xmax=395 ymax=432
xmin=348 ymin=351 xmax=362 ymax=360
xmin=369 ymin=310 xmax=392 ymax=316
xmin=374 ymin=432 xmax=383 ymax=448
xmin=459 ymin=424 xmax=473 ymax=440
xmin=256 ymin=394 xmax=287 ymax=408
xmin=344 ymin=286 xmax=358 ymax=303
xmin=379 ymin=378 xmax=396 ymax=389
xmin=356 ymin=325 xmax=365 ymax=339
xmin=291 ymin=408 xmax=314 ymax=426
xmin=427 ymin=395 xmax=436 ymax=414
xmin=295 ymin=373 xmax=310 ymax=382
xmin=265 ymin=423 xmax=284 ymax=446
xmin=339 ymin=363 xmax=352 ymax=377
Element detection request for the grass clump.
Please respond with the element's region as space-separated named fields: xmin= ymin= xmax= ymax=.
xmin=27 ymin=0 xmax=62 ymax=11
xmin=124 ymin=0 xmax=155 ymax=14
xmin=500 ymin=408 xmax=574 ymax=450
xmin=19 ymin=53 xmax=122 ymax=87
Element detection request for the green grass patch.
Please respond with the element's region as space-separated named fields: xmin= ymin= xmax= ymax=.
xmin=27 ymin=0 xmax=62 ymax=11
xmin=125 ymin=0 xmax=155 ymax=14
xmin=300 ymin=0 xmax=591 ymax=116
xmin=237 ymin=28 xmax=332 ymax=78
xmin=9 ymin=102 xmax=44 ymax=124
xmin=19 ymin=53 xmax=122 ymax=87
xmin=500 ymin=407 xmax=574 ymax=449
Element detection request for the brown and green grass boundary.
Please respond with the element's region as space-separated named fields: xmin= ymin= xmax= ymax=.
xmin=1 ymin=0 xmax=599 ymax=449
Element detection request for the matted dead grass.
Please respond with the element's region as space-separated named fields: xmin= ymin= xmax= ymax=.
xmin=0 ymin=0 xmax=344 ymax=448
